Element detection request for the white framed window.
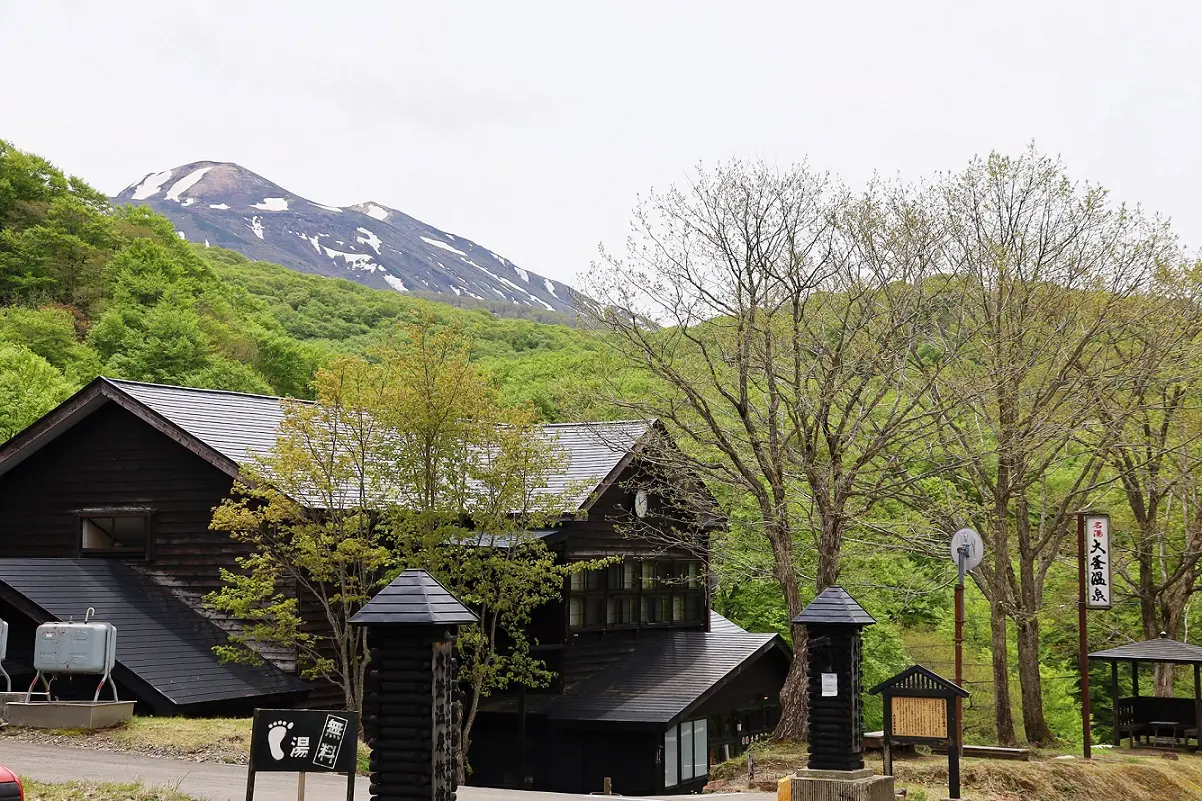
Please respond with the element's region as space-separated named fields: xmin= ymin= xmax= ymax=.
xmin=665 ymin=718 xmax=709 ymax=788
xmin=665 ymin=723 xmax=678 ymax=787
xmin=692 ymin=718 xmax=707 ymax=777
xmin=680 ymin=721 xmax=695 ymax=781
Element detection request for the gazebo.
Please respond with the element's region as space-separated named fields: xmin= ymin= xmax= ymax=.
xmin=1089 ymin=633 xmax=1202 ymax=749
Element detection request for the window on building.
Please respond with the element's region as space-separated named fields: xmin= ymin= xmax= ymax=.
xmin=664 ymin=723 xmax=678 ymax=787
xmin=665 ymin=718 xmax=708 ymax=788
xmin=569 ymin=558 xmax=706 ymax=631
xmin=80 ymin=514 xmax=150 ymax=558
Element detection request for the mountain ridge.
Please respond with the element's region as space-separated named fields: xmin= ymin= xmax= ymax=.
xmin=114 ymin=161 xmax=581 ymax=313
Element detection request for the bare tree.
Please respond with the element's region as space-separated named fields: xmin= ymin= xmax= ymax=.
xmin=920 ymin=148 xmax=1177 ymax=744
xmin=582 ymin=162 xmax=967 ymax=739
xmin=1089 ymin=270 xmax=1202 ymax=695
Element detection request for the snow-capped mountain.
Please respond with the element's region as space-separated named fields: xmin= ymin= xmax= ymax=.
xmin=114 ymin=162 xmax=579 ymax=313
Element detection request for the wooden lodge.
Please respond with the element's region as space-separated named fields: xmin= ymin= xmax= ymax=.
xmin=0 ymin=377 xmax=789 ymax=792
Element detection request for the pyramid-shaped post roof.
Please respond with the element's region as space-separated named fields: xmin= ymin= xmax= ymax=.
xmin=350 ymin=569 xmax=478 ymax=626
xmin=792 ymin=586 xmax=876 ymax=627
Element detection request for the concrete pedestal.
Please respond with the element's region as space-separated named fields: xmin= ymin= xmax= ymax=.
xmin=4 ymin=700 xmax=134 ymax=729
xmin=784 ymin=768 xmax=895 ymax=801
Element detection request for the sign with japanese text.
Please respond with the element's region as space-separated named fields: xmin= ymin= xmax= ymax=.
xmin=248 ymin=708 xmax=360 ymax=774
xmin=1085 ymin=514 xmax=1111 ymax=609
xmin=891 ymin=696 xmax=947 ymax=739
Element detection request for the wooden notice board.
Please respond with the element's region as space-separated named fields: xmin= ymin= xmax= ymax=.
xmin=891 ymin=696 xmax=948 ymax=739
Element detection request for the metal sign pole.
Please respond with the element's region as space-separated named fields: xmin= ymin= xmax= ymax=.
xmin=246 ymin=710 xmax=259 ymax=801
xmin=954 ymin=546 xmax=966 ymax=757
xmin=297 ymin=773 xmax=306 ymax=801
xmin=1078 ymin=512 xmax=1092 ymax=759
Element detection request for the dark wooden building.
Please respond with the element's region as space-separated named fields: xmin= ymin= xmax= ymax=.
xmin=0 ymin=377 xmax=789 ymax=790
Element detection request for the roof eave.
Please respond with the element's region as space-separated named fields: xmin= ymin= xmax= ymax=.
xmin=0 ymin=377 xmax=243 ymax=482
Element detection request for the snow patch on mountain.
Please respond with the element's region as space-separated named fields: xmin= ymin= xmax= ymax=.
xmin=166 ymin=166 xmax=212 ymax=201
xmin=131 ymin=170 xmax=175 ymax=200
xmin=209 ymin=203 xmax=230 ymax=210
xmin=252 ymin=197 xmax=289 ymax=211
xmin=323 ymin=246 xmax=378 ymax=272
xmin=247 ymin=216 xmax=265 ymax=239
xmin=384 ymin=275 xmax=408 ymax=292
xmin=544 ymin=279 xmax=558 ymax=297
xmin=356 ymin=227 xmax=382 ymax=255
xmin=364 ymin=203 xmax=389 ymax=221
xmin=421 ymin=236 xmax=468 ymax=257
xmin=311 ymin=202 xmax=342 ymax=212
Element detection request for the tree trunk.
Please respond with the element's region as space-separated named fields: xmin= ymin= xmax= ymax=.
xmin=769 ymin=518 xmax=807 ymax=740
xmin=775 ymin=625 xmax=809 ymax=740
xmin=1015 ymin=614 xmax=1054 ymax=745
xmin=989 ymin=600 xmax=1017 ymax=746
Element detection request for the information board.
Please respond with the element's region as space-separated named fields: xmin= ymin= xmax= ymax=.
xmin=891 ymin=696 xmax=947 ymax=739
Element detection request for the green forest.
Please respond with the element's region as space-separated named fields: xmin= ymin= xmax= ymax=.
xmin=4 ymin=138 xmax=1201 ymax=750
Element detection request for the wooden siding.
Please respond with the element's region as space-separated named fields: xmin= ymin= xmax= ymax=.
xmin=0 ymin=401 xmax=297 ymax=672
xmin=0 ymin=402 xmax=238 ymax=581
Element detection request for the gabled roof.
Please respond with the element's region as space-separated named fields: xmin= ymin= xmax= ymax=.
xmin=0 ymin=559 xmax=308 ymax=709
xmin=869 ymin=664 xmax=969 ymax=697
xmin=545 ymin=627 xmax=787 ymax=725
xmin=350 ymin=569 xmax=478 ymax=626
xmin=710 ymin=611 xmax=748 ymax=635
xmin=0 ymin=377 xmax=655 ymax=512
xmin=1089 ymin=635 xmax=1202 ymax=665
xmin=793 ymin=586 xmax=876 ymax=626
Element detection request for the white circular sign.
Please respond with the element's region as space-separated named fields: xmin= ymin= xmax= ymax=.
xmin=950 ymin=527 xmax=984 ymax=571
xmin=634 ymin=489 xmax=649 ymax=518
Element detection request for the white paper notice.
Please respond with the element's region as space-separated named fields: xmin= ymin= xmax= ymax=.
xmin=821 ymin=672 xmax=838 ymax=697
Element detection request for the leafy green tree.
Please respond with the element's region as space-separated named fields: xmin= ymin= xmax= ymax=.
xmin=206 ymin=317 xmax=580 ymax=772
xmin=0 ymin=343 xmax=75 ymax=440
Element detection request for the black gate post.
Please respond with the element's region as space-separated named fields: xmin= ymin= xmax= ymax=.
xmin=785 ymin=587 xmax=894 ymax=801
xmin=350 ymin=569 xmax=478 ymax=801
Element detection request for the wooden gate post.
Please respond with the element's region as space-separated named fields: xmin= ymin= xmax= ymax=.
xmin=351 ymin=569 xmax=478 ymax=801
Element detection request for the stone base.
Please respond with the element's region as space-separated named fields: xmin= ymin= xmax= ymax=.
xmin=4 ymin=701 xmax=134 ymax=729
xmin=785 ymin=768 xmax=895 ymax=801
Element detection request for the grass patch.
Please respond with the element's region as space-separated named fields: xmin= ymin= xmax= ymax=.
xmin=21 ymin=778 xmax=203 ymax=801
xmin=3 ymin=715 xmax=371 ymax=774
xmin=710 ymin=740 xmax=1202 ymax=801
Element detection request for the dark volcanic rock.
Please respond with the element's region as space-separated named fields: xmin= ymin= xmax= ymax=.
xmin=114 ymin=161 xmax=579 ymax=313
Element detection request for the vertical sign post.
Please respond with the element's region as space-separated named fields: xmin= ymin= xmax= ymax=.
xmin=949 ymin=528 xmax=983 ymax=757
xmin=1078 ymin=512 xmax=1111 ymax=760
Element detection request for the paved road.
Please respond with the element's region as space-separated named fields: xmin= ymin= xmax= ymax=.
xmin=0 ymin=740 xmax=774 ymax=801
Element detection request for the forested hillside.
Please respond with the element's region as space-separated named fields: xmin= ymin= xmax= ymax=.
xmin=0 ymin=140 xmax=611 ymax=438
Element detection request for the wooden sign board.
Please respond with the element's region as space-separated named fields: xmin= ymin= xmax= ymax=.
xmin=891 ymin=696 xmax=947 ymax=739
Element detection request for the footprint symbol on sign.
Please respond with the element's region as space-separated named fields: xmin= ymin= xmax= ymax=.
xmin=267 ymin=720 xmax=293 ymax=760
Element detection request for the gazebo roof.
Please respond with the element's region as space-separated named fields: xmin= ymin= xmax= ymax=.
xmin=1089 ymin=635 xmax=1202 ymax=665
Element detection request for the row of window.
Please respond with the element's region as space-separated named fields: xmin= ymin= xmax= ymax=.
xmin=568 ymin=559 xmax=706 ymax=630
xmin=570 ymin=560 xmax=703 ymax=592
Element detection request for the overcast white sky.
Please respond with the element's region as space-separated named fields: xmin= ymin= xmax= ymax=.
xmin=2 ymin=1 xmax=1201 ymax=286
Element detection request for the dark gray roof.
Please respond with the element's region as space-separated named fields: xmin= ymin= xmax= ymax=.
xmin=710 ymin=611 xmax=748 ymax=635
xmin=350 ymin=569 xmax=478 ymax=626
xmin=793 ymin=586 xmax=876 ymax=626
xmin=0 ymin=559 xmax=308 ymax=708
xmin=107 ymin=379 xmax=651 ymax=511
xmin=1089 ymin=636 xmax=1202 ymax=664
xmin=546 ymin=627 xmax=785 ymax=725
